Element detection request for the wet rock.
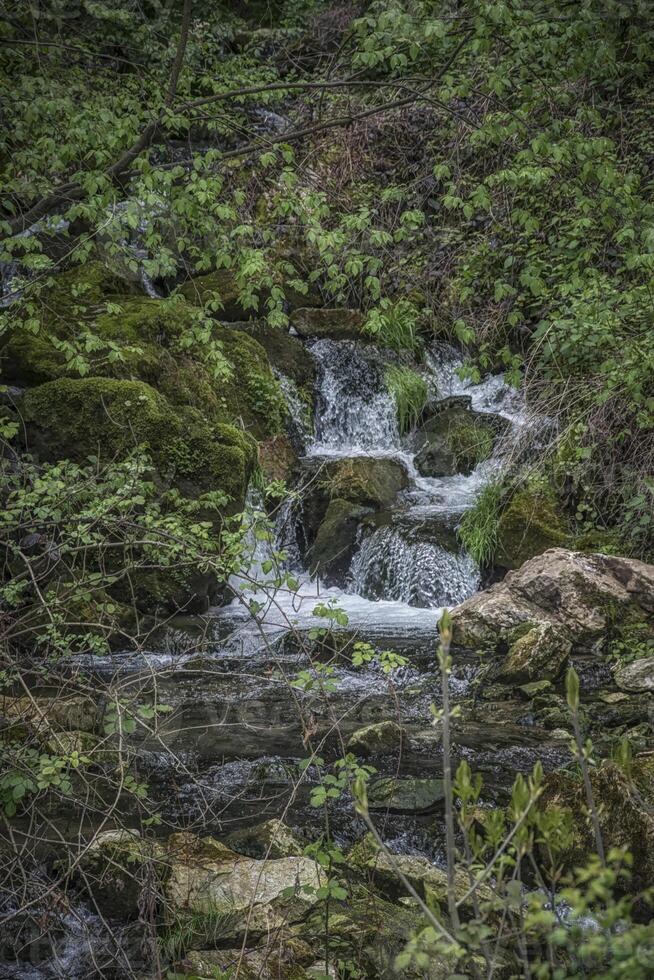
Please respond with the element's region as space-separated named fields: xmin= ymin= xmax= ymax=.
xmin=496 ymin=623 xmax=571 ymax=684
xmin=72 ymin=830 xmax=167 ymax=918
xmin=495 ymin=487 xmax=570 ymax=570
xmin=414 ymin=405 xmax=507 ymax=478
xmin=310 ymin=498 xmax=372 ymax=583
xmin=450 ymin=548 xmax=654 ymax=653
xmin=368 ymin=776 xmax=445 ymax=813
xmin=290 ymin=307 xmax=364 ymax=341
xmin=614 ymin=656 xmax=654 ymax=692
xmin=224 ymin=818 xmax=307 ymax=859
xmin=259 ymin=434 xmax=298 ymax=483
xmin=540 ymin=758 xmax=654 ymax=894
xmin=182 ymin=939 xmax=316 ymax=979
xmin=346 ymin=720 xmax=407 ymax=757
xmin=350 ymin=840 xmax=492 ymax=916
xmin=165 ymin=832 xmax=320 ymax=939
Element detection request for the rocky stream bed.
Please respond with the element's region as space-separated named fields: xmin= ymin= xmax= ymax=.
xmin=3 ymin=292 xmax=654 ymax=979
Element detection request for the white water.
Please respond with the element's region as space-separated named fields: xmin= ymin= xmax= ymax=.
xmin=227 ymin=337 xmax=527 ymax=632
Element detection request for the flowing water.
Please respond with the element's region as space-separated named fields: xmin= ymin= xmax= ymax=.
xmin=17 ymin=326 xmax=551 ymax=977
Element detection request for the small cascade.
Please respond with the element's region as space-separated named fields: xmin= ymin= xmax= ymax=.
xmin=308 ymin=339 xmax=400 ymax=455
xmin=349 ymin=524 xmax=480 ymax=608
xmin=426 ymin=344 xmax=525 ymax=423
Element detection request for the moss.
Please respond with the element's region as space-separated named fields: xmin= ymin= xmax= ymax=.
xmin=218 ymin=326 xmax=287 ymax=438
xmin=496 ymin=485 xmax=570 ymax=569
xmin=178 ymin=269 xmax=258 ymax=320
xmin=445 ymin=417 xmax=495 ymax=472
xmin=20 ymin=378 xmax=256 ymax=508
xmin=234 ymin=320 xmax=316 ymax=393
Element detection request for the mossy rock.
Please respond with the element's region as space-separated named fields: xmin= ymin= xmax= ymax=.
xmin=233 ymin=320 xmax=316 ymax=393
xmin=4 ymin=287 xmax=286 ymax=440
xmin=1 ymin=262 xmax=143 ymax=384
xmin=320 ymin=457 xmax=409 ymax=509
xmin=19 ymin=378 xmax=257 ymax=612
xmin=540 ymin=759 xmax=654 ymax=895
xmin=224 ymin=819 xmax=306 ymax=859
xmin=368 ymin=776 xmax=445 ymax=813
xmin=495 ymin=487 xmax=570 ymax=570
xmin=496 ymin=623 xmax=571 ymax=684
xmin=346 ymin=720 xmax=406 ymax=757
xmin=414 ymin=406 xmax=507 ymax=478
xmin=310 ymin=497 xmax=372 ymax=584
xmin=20 ymin=377 xmax=256 ymax=503
xmin=290 ymin=307 xmax=365 ymax=341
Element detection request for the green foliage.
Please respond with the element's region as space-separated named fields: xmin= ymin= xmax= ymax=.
xmin=363 ymin=299 xmax=420 ymax=351
xmin=384 ymin=364 xmax=427 ymax=433
xmin=457 ymin=480 xmax=503 ymax=566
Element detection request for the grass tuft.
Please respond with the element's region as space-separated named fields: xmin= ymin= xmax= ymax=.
xmin=457 ymin=480 xmax=503 ymax=566
xmin=384 ymin=364 xmax=428 ymax=433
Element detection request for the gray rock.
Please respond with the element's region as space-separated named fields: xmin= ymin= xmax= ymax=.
xmin=450 ymin=548 xmax=654 ymax=652
xmin=614 ymin=656 xmax=654 ymax=692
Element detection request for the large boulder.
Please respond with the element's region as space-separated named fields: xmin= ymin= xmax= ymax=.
xmin=614 ymin=657 xmax=654 ymax=692
xmin=165 ymin=832 xmax=320 ymax=939
xmin=290 ymin=307 xmax=364 ymax=341
xmin=414 ymin=405 xmax=507 ymax=478
xmin=18 ymin=378 xmax=257 ymax=613
xmin=450 ymin=548 xmax=654 ymax=653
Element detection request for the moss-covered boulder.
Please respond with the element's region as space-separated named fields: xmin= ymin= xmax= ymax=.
xmin=496 ymin=623 xmax=571 ymax=684
xmin=414 ymin=405 xmax=507 ymax=478
xmin=495 ymin=487 xmax=570 ymax=570
xmin=301 ymin=457 xmax=409 ymax=565
xmin=20 ymin=377 xmax=256 ymax=504
xmin=540 ymin=758 xmax=654 ymax=894
xmin=178 ymin=269 xmax=260 ymax=320
xmin=224 ymin=819 xmax=306 ymax=859
xmin=5 ymin=291 xmax=286 ymax=441
xmin=18 ymin=378 xmax=257 ymax=612
xmin=346 ymin=720 xmax=407 ymax=757
xmin=310 ymin=498 xmax=372 ymax=583
xmin=290 ymin=307 xmax=364 ymax=340
xmin=234 ymin=320 xmax=316 ymax=394
xmin=315 ymin=457 xmax=409 ymax=510
xmin=178 ymin=269 xmax=315 ymax=322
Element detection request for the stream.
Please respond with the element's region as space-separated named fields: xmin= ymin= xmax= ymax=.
xmin=8 ymin=330 xmax=571 ymax=978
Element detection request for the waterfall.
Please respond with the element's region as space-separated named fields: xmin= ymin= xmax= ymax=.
xmin=349 ymin=524 xmax=480 ymax=608
xmin=308 ymin=339 xmax=400 ymax=455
